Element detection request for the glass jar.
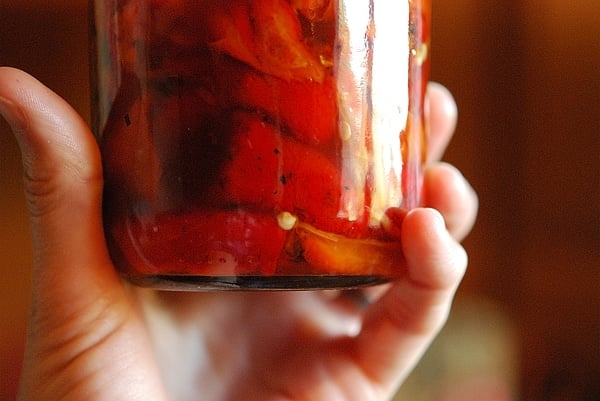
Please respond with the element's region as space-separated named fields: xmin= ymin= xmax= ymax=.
xmin=89 ymin=0 xmax=430 ymax=290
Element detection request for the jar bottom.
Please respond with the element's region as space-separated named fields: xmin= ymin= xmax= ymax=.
xmin=125 ymin=274 xmax=390 ymax=291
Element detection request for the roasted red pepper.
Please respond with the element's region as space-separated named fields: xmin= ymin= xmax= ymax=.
xmin=217 ymin=112 xmax=370 ymax=237
xmin=94 ymin=0 xmax=428 ymax=285
xmin=112 ymin=209 xmax=288 ymax=276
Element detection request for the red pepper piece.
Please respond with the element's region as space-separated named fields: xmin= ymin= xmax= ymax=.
xmin=217 ymin=113 xmax=285 ymax=208
xmin=146 ymin=79 xmax=229 ymax=208
xmin=103 ymin=74 xmax=227 ymax=208
xmin=209 ymin=0 xmax=325 ymax=82
xmin=290 ymin=0 xmax=335 ymax=22
xmin=101 ymin=77 xmax=162 ymax=203
xmin=291 ymin=222 xmax=404 ymax=276
xmin=207 ymin=2 xmax=258 ymax=69
xmin=219 ymin=112 xmax=370 ymax=237
xmin=249 ymin=0 xmax=325 ymax=81
xmin=195 ymin=57 xmax=337 ymax=146
xmin=110 ymin=209 xmax=288 ymax=276
xmin=231 ymin=71 xmax=338 ymax=147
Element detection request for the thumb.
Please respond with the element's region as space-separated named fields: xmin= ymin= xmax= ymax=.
xmin=0 ymin=67 xmax=166 ymax=400
xmin=0 ymin=66 xmax=117 ymax=314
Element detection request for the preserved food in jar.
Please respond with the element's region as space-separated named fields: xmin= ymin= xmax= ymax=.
xmin=90 ymin=0 xmax=430 ymax=290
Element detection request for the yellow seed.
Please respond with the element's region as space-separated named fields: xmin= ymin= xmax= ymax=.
xmin=277 ymin=212 xmax=298 ymax=231
xmin=412 ymin=43 xmax=428 ymax=66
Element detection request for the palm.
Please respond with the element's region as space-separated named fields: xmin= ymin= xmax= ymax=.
xmin=138 ymin=289 xmax=389 ymax=400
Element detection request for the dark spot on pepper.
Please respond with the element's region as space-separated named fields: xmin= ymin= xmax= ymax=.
xmin=280 ymin=175 xmax=287 ymax=185
xmin=409 ymin=20 xmax=416 ymax=37
xmin=124 ymin=113 xmax=131 ymax=127
xmin=274 ymin=148 xmax=281 ymax=155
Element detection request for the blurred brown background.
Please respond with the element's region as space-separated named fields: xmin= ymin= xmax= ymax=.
xmin=1 ymin=1 xmax=599 ymax=400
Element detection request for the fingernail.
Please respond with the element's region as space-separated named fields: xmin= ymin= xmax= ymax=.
xmin=425 ymin=207 xmax=447 ymax=233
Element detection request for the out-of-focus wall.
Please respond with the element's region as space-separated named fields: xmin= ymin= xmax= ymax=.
xmin=411 ymin=1 xmax=600 ymax=400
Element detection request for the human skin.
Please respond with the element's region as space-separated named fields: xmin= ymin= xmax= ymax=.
xmin=0 ymin=67 xmax=477 ymax=401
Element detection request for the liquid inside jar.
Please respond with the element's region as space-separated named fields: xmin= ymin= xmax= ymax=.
xmin=90 ymin=0 xmax=430 ymax=290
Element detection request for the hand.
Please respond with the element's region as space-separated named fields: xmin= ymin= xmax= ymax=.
xmin=0 ymin=67 xmax=477 ymax=401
